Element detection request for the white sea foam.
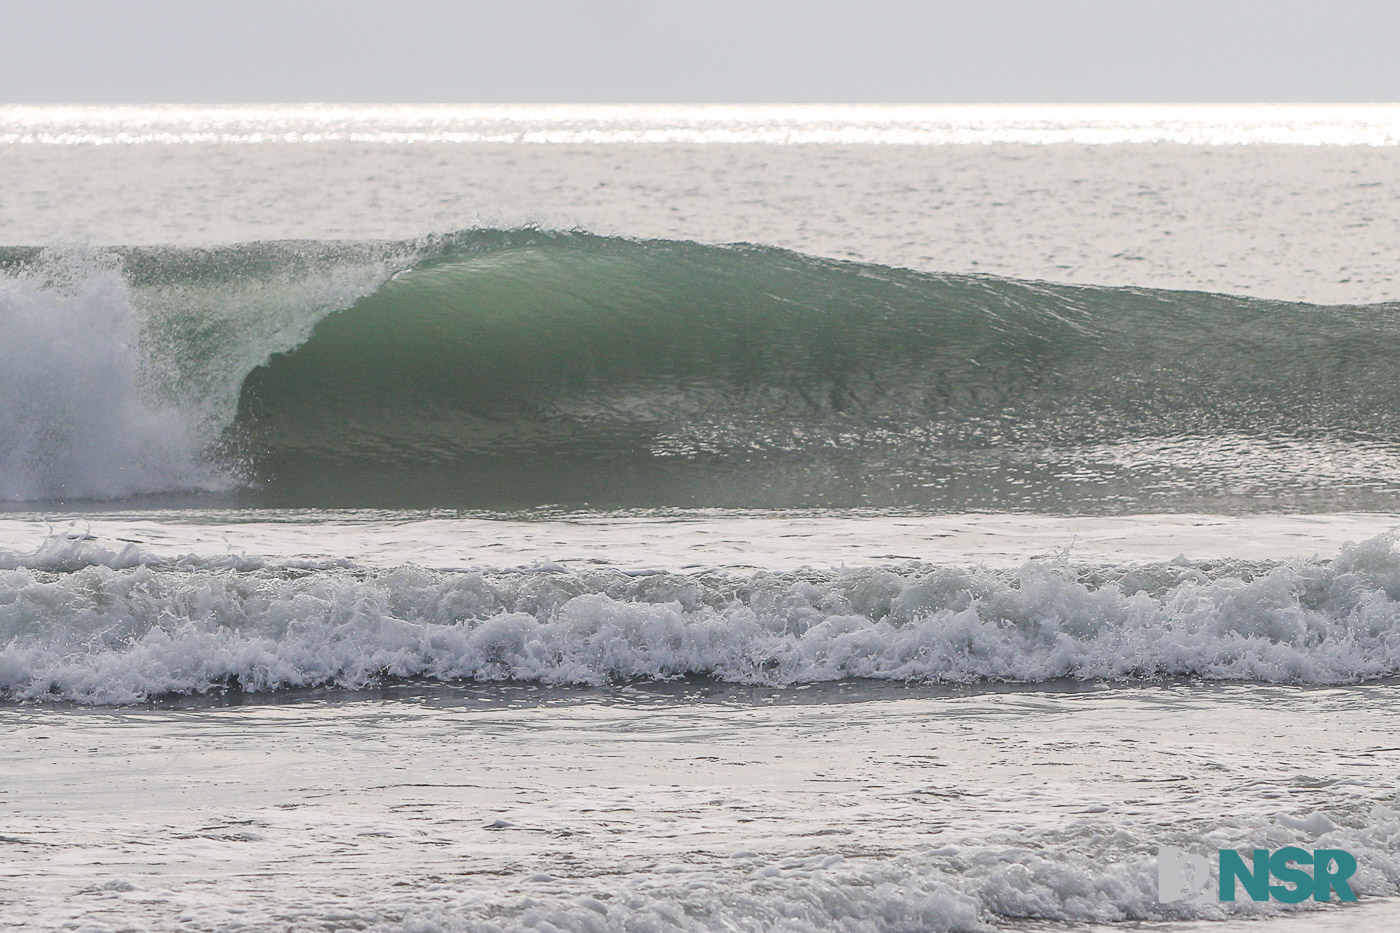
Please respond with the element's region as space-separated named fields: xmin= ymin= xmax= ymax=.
xmin=0 ymin=249 xmax=221 ymax=501
xmin=27 ymin=806 xmax=1400 ymax=932
xmin=0 ymin=243 xmax=416 ymax=503
xmin=5 ymin=533 xmax=1400 ymax=703
xmin=6 ymin=620 xmax=1397 ymax=931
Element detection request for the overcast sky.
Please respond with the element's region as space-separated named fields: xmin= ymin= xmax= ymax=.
xmin=3 ymin=0 xmax=1396 ymax=103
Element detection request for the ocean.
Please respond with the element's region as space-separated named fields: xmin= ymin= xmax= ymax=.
xmin=1 ymin=104 xmax=1398 ymax=931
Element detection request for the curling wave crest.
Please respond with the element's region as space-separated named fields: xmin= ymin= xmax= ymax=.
xmin=7 ymin=230 xmax=1400 ymax=511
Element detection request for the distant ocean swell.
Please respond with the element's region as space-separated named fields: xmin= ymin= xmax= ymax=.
xmin=5 ymin=533 xmax=1400 ymax=703
xmin=3 ymin=229 xmax=1400 ymax=510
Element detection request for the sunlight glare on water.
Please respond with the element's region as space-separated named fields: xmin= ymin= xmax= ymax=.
xmin=3 ymin=103 xmax=1400 ymax=146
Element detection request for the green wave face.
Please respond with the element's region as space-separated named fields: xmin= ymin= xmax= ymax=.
xmin=220 ymin=230 xmax=1400 ymax=511
xmin=5 ymin=230 xmax=1397 ymax=510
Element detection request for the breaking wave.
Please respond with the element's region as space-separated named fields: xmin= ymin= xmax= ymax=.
xmin=4 ymin=230 xmax=1400 ymax=510
xmin=6 ymin=532 xmax=1400 ymax=703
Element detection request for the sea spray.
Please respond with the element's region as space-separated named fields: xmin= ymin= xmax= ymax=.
xmin=0 ymin=248 xmax=213 ymax=500
xmin=0 ymin=240 xmax=416 ymax=502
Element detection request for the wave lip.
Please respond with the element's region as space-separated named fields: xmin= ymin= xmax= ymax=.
xmin=4 ymin=534 xmax=1400 ymax=704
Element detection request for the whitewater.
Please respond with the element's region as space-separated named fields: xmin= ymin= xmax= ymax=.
xmin=2 ymin=105 xmax=1399 ymax=933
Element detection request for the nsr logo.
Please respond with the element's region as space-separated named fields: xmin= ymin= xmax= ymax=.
xmin=1158 ymin=847 xmax=1358 ymax=903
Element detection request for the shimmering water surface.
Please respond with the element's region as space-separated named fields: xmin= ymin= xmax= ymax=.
xmin=2 ymin=105 xmax=1398 ymax=932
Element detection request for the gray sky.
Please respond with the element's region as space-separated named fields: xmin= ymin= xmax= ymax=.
xmin=3 ymin=0 xmax=1396 ymax=103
